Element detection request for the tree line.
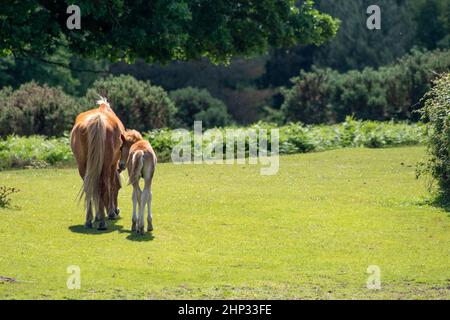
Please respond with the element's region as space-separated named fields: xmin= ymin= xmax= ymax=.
xmin=0 ymin=0 xmax=448 ymax=126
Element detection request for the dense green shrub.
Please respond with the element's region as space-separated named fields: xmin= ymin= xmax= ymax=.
xmin=170 ymin=87 xmax=232 ymax=128
xmin=0 ymin=185 xmax=20 ymax=208
xmin=0 ymin=135 xmax=73 ymax=170
xmin=0 ymin=82 xmax=81 ymax=137
xmin=418 ymin=73 xmax=450 ymax=196
xmin=0 ymin=120 xmax=426 ymax=170
xmin=145 ymin=118 xmax=425 ymax=162
xmin=281 ymin=69 xmax=336 ymax=124
xmin=282 ymin=49 xmax=450 ymax=124
xmin=85 ymin=75 xmax=176 ymax=131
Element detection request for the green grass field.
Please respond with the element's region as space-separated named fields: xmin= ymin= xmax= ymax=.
xmin=0 ymin=146 xmax=448 ymax=299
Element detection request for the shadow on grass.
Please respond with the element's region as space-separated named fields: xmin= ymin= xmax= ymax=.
xmin=69 ymin=216 xmax=155 ymax=241
xmin=432 ymin=194 xmax=450 ymax=214
xmin=119 ymin=229 xmax=155 ymax=242
xmin=418 ymin=193 xmax=450 ymax=215
xmin=69 ymin=218 xmax=124 ymax=235
xmin=0 ymin=205 xmax=21 ymax=211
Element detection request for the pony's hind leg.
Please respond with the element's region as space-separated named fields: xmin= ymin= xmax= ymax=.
xmin=114 ymin=170 xmax=122 ymax=217
xmin=85 ymin=199 xmax=93 ymax=228
xmin=108 ymin=167 xmax=120 ymax=220
xmin=97 ymin=200 xmax=107 ymax=230
xmin=108 ymin=167 xmax=119 ymax=220
xmin=113 ymin=171 xmax=122 ymax=217
xmin=96 ymin=177 xmax=109 ymax=230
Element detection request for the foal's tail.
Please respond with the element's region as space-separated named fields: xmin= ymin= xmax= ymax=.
xmin=128 ymin=150 xmax=144 ymax=186
xmin=80 ymin=114 xmax=106 ymax=209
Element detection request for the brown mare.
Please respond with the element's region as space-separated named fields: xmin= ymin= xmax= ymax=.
xmin=70 ymin=97 xmax=125 ymax=230
xmin=120 ymin=130 xmax=157 ymax=234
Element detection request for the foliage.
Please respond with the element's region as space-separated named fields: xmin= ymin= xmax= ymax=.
xmin=262 ymin=0 xmax=450 ymax=88
xmin=418 ymin=73 xmax=450 ymax=196
xmin=0 ymin=186 xmax=19 ymax=208
xmin=170 ymin=87 xmax=232 ymax=128
xmin=281 ymin=49 xmax=450 ymax=124
xmin=0 ymin=82 xmax=82 ymax=137
xmin=414 ymin=0 xmax=450 ymax=50
xmin=0 ymin=46 xmax=106 ymax=97
xmin=314 ymin=0 xmax=419 ymax=71
xmin=144 ymin=118 xmax=426 ymax=162
xmin=111 ymin=57 xmax=278 ymax=124
xmin=85 ymin=75 xmax=177 ymax=131
xmin=0 ymin=120 xmax=426 ymax=169
xmin=0 ymin=135 xmax=72 ymax=170
xmin=0 ymin=48 xmax=78 ymax=96
xmin=0 ymin=0 xmax=338 ymax=64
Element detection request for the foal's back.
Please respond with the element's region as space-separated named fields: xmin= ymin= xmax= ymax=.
xmin=127 ymin=140 xmax=157 ymax=185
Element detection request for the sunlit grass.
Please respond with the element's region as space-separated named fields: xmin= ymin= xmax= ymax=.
xmin=0 ymin=146 xmax=448 ymax=299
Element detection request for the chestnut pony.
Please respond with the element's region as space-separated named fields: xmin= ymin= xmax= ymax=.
xmin=70 ymin=97 xmax=125 ymax=230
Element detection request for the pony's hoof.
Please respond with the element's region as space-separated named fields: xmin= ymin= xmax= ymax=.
xmin=137 ymin=227 xmax=145 ymax=234
xmin=147 ymin=225 xmax=153 ymax=232
xmin=108 ymin=208 xmax=120 ymax=220
xmin=108 ymin=213 xmax=117 ymax=220
xmin=84 ymin=221 xmax=93 ymax=229
xmin=97 ymin=221 xmax=107 ymax=231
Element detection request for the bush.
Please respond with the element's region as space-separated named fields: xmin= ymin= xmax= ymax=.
xmin=282 ymin=49 xmax=450 ymax=124
xmin=0 ymin=120 xmax=426 ymax=170
xmin=0 ymin=186 xmax=20 ymax=208
xmin=281 ymin=68 xmax=337 ymax=124
xmin=143 ymin=118 xmax=425 ymax=162
xmin=419 ymin=73 xmax=450 ymax=196
xmin=85 ymin=75 xmax=176 ymax=131
xmin=0 ymin=135 xmax=73 ymax=170
xmin=170 ymin=87 xmax=232 ymax=128
xmin=0 ymin=82 xmax=81 ymax=137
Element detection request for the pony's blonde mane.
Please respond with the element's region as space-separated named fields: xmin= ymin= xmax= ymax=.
xmin=96 ymin=96 xmax=110 ymax=108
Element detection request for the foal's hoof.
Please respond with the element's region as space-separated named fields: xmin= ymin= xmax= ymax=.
xmin=147 ymin=225 xmax=154 ymax=232
xmin=84 ymin=221 xmax=93 ymax=229
xmin=137 ymin=227 xmax=145 ymax=234
xmin=97 ymin=221 xmax=107 ymax=231
xmin=115 ymin=208 xmax=120 ymax=216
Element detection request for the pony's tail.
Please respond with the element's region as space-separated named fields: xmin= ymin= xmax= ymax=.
xmin=80 ymin=114 xmax=106 ymax=210
xmin=128 ymin=150 xmax=144 ymax=186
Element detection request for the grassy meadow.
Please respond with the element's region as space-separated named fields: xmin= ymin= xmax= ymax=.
xmin=0 ymin=146 xmax=448 ymax=299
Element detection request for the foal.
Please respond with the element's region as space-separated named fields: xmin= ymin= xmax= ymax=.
xmin=120 ymin=130 xmax=157 ymax=234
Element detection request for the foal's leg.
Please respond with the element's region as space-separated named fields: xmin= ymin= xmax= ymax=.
xmin=147 ymin=183 xmax=153 ymax=232
xmin=144 ymin=157 xmax=155 ymax=232
xmin=131 ymin=184 xmax=141 ymax=232
xmin=139 ymin=182 xmax=150 ymax=234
